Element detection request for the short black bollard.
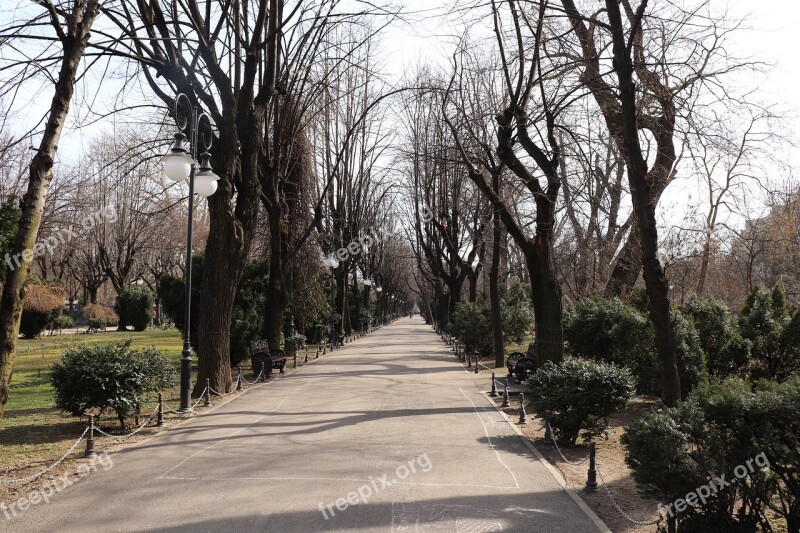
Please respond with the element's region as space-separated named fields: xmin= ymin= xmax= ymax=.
xmin=204 ymin=378 xmax=211 ymax=407
xmin=586 ymin=442 xmax=598 ymax=490
xmin=236 ymin=368 xmax=243 ymax=391
xmin=261 ymin=361 xmax=268 ymax=382
xmin=518 ymin=393 xmax=528 ymax=424
xmin=85 ymin=415 xmax=97 ymax=457
xmin=474 ymin=358 xmax=479 ymax=374
xmin=467 ymin=354 xmax=472 ymax=369
xmin=157 ymin=393 xmax=164 ymax=427
xmin=501 ymin=379 xmax=510 ymax=408
xmin=490 ymin=373 xmax=498 ymax=397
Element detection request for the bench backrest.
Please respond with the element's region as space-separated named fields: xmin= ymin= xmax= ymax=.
xmin=507 ymin=352 xmax=525 ymax=370
xmin=251 ymin=339 xmax=270 ymax=355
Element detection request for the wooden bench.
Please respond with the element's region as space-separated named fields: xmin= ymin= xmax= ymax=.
xmin=250 ymin=339 xmax=287 ymax=377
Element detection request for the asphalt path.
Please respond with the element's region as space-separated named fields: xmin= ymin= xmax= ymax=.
xmin=5 ymin=317 xmax=608 ymax=532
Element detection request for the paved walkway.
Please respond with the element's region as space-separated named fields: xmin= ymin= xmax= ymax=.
xmin=7 ymin=318 xmax=606 ymax=532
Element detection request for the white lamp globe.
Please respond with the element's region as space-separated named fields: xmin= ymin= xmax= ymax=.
xmin=194 ymin=175 xmax=218 ymax=198
xmin=162 ymin=132 xmax=192 ymax=182
xmin=163 ymin=153 xmax=192 ymax=182
xmin=194 ymin=152 xmax=220 ymax=198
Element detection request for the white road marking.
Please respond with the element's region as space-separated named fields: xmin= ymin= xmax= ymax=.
xmin=460 ymin=388 xmax=520 ymax=489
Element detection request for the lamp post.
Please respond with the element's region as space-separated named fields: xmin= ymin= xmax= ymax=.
xmin=161 ymin=93 xmax=220 ymax=412
xmin=321 ymin=253 xmax=340 ymax=346
xmin=360 ymin=277 xmax=372 ymax=334
xmin=375 ymin=285 xmax=382 ymax=326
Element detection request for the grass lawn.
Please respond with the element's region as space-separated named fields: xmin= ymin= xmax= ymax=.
xmin=0 ymin=328 xmax=186 ymax=474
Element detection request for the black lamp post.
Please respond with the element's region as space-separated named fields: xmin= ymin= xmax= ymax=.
xmin=161 ymin=93 xmax=220 ymax=412
xmin=321 ymin=252 xmax=340 ymax=346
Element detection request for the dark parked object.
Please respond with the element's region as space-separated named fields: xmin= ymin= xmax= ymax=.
xmin=507 ymin=351 xmax=537 ymax=383
xmin=250 ymin=339 xmax=287 ymax=377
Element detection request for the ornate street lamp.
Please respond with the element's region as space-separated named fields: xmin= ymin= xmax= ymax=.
xmin=162 ymin=93 xmax=219 ymax=412
xmin=321 ymin=253 xmax=340 ymax=346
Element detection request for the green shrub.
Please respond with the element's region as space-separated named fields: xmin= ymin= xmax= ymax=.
xmin=450 ymin=300 xmax=492 ymax=357
xmin=564 ymin=298 xmax=707 ymax=396
xmin=671 ymin=310 xmax=708 ymax=395
xmin=623 ymin=378 xmax=800 ymax=531
xmin=740 ymin=284 xmax=800 ymax=380
xmin=20 ymin=285 xmax=64 ymax=338
xmin=48 ymin=311 xmax=75 ymax=332
xmin=114 ymin=287 xmax=154 ymax=331
xmin=527 ymin=358 xmax=636 ymax=445
xmin=682 ymin=296 xmax=751 ymax=378
xmin=51 ymin=340 xmax=176 ymax=428
xmin=500 ymin=283 xmax=535 ymax=343
xmin=285 ymin=333 xmax=306 ymax=355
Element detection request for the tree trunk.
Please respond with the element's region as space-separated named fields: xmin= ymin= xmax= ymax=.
xmin=605 ymin=230 xmax=642 ymax=297
xmin=605 ymin=0 xmax=681 ymax=405
xmin=696 ymin=239 xmax=711 ymax=295
xmin=194 ymin=107 xmax=261 ymax=396
xmin=438 ymin=291 xmax=450 ymax=329
xmin=490 ymin=194 xmax=505 ymax=368
xmin=526 ymin=246 xmax=564 ymax=365
xmin=0 ymin=1 xmax=99 ymax=417
xmin=262 ymin=215 xmax=290 ymax=350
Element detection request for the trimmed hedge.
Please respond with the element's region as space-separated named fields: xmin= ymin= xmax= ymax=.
xmin=527 ymin=357 xmax=636 ymax=445
xmin=51 ymin=340 xmax=176 ymax=428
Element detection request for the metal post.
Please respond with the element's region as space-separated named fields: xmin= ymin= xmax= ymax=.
xmin=586 ymin=442 xmax=598 ymax=490
xmin=157 ymin=393 xmax=164 ymax=427
xmin=518 ymin=393 xmax=528 ymax=424
xmin=467 ymin=353 xmax=472 ymax=369
xmin=85 ymin=415 xmax=96 ymax=457
xmin=501 ymin=379 xmax=510 ymax=408
xmin=204 ymin=378 xmax=211 ymax=407
xmin=490 ymin=373 xmax=498 ymax=396
xmin=474 ymin=357 xmax=479 ymax=374
xmin=178 ymin=107 xmax=200 ymax=413
xmin=261 ymin=361 xmax=267 ymax=382
xmin=236 ymin=368 xmax=243 ymax=391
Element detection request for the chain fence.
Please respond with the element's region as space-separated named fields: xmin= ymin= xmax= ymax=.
xmin=0 ymin=427 xmax=89 ymax=485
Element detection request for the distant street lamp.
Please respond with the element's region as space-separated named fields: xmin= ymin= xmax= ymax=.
xmin=374 ymin=285 xmax=383 ymax=325
xmin=162 ymin=93 xmax=220 ymax=412
xmin=321 ymin=253 xmax=340 ymax=345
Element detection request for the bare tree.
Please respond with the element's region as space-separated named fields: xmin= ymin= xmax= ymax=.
xmin=443 ymin=0 xmax=566 ymax=364
xmin=0 ymin=0 xmax=100 ymax=418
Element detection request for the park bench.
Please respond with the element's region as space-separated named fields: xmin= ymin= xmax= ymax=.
xmin=250 ymin=339 xmax=287 ymax=377
xmin=507 ymin=345 xmax=537 ymax=383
